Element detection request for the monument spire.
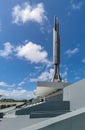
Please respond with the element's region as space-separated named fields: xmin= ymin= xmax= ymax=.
xmin=53 ymin=16 xmax=62 ymax=82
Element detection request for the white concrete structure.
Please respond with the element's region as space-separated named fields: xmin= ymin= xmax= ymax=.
xmin=1 ymin=79 xmax=85 ymax=130
xmin=35 ymin=81 xmax=70 ymax=96
xmin=63 ymin=79 xmax=85 ymax=111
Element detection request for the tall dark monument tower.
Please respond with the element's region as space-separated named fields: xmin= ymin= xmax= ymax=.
xmin=53 ymin=16 xmax=62 ymax=82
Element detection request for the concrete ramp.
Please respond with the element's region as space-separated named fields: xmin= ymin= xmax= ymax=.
xmin=21 ymin=107 xmax=85 ymax=130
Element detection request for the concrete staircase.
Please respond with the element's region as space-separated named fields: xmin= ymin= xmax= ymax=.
xmin=30 ymin=110 xmax=70 ymax=118
xmin=16 ymin=100 xmax=70 ymax=118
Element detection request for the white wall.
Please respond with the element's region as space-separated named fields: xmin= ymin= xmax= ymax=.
xmin=63 ymin=79 xmax=85 ymax=111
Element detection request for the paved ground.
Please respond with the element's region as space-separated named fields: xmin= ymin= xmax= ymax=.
xmin=0 ymin=113 xmax=48 ymax=130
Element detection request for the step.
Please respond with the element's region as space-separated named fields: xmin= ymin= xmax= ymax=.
xmin=16 ymin=101 xmax=70 ymax=115
xmin=30 ymin=110 xmax=70 ymax=118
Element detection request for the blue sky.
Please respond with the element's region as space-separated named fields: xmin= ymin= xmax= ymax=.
xmin=0 ymin=0 xmax=85 ymax=99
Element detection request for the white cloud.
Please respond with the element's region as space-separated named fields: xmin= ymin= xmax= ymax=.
xmin=0 ymin=82 xmax=9 ymax=87
xmin=38 ymin=71 xmax=50 ymax=81
xmin=16 ymin=41 xmax=48 ymax=63
xmin=65 ymin=48 xmax=79 ymax=57
xmin=0 ymin=42 xmax=14 ymax=57
xmin=30 ymin=68 xmax=54 ymax=82
xmin=0 ymin=89 xmax=35 ymax=99
xmin=60 ymin=65 xmax=69 ymax=82
xmin=82 ymin=58 xmax=85 ymax=63
xmin=62 ymin=71 xmax=67 ymax=78
xmin=38 ymin=68 xmax=54 ymax=81
xmin=35 ymin=66 xmax=42 ymax=70
xmin=12 ymin=2 xmax=47 ymax=24
xmin=0 ymin=81 xmax=15 ymax=88
xmin=18 ymin=81 xmax=25 ymax=86
xmin=0 ymin=41 xmax=51 ymax=65
xmin=71 ymin=2 xmax=83 ymax=10
xmin=61 ymin=71 xmax=68 ymax=82
xmin=67 ymin=1 xmax=83 ymax=16
xmin=0 ymin=80 xmax=35 ymax=99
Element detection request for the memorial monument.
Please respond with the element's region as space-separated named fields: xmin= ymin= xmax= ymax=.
xmin=1 ymin=16 xmax=85 ymax=130
xmin=35 ymin=17 xmax=70 ymax=97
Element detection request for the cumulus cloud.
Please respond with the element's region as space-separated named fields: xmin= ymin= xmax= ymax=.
xmin=12 ymin=2 xmax=47 ymax=24
xmin=38 ymin=68 xmax=54 ymax=81
xmin=30 ymin=68 xmax=54 ymax=82
xmin=16 ymin=42 xmax=48 ymax=63
xmin=0 ymin=81 xmax=15 ymax=88
xmin=0 ymin=89 xmax=35 ymax=99
xmin=65 ymin=48 xmax=79 ymax=57
xmin=0 ymin=81 xmax=35 ymax=99
xmin=0 ymin=82 xmax=9 ymax=87
xmin=0 ymin=41 xmax=50 ymax=65
xmin=0 ymin=42 xmax=14 ymax=57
